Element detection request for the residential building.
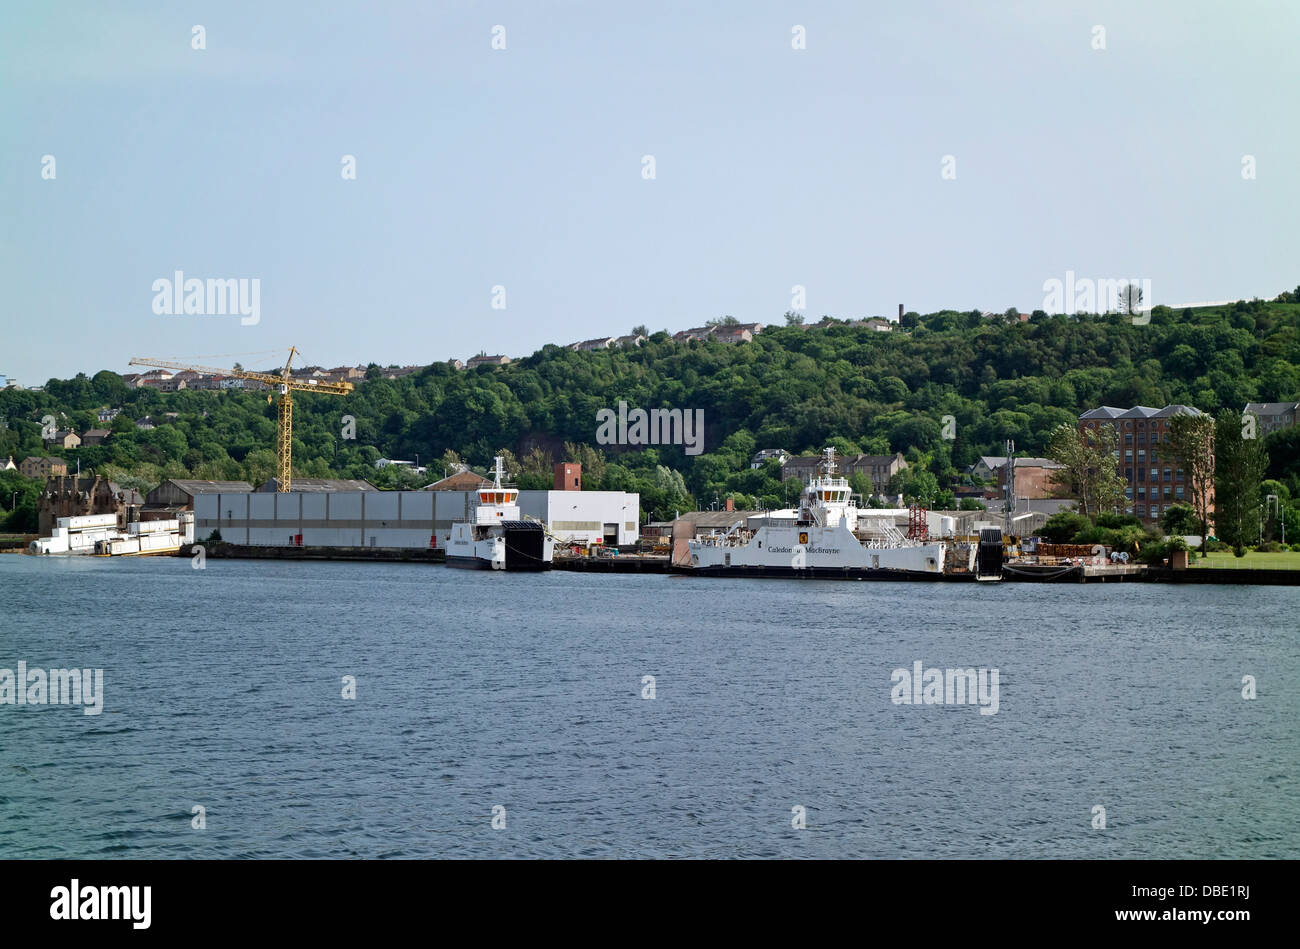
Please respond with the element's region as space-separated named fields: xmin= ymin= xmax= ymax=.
xmin=672 ymin=327 xmax=711 ymax=343
xmin=134 ymin=369 xmax=176 ymax=389
xmin=2 ymin=456 xmax=16 ymax=471
xmin=466 ymin=354 xmax=511 ymax=369
xmin=571 ymin=337 xmax=615 ymax=352
xmin=80 ymin=429 xmax=112 ymax=446
xmin=749 ymin=448 xmax=790 ymax=469
xmin=711 ymin=325 xmax=754 ymax=344
xmin=47 ymin=430 xmax=81 ymax=450
xmin=96 ymin=407 xmax=121 ymax=423
xmin=613 ymin=334 xmax=646 ymax=348
xmin=782 ymin=452 xmax=907 ymax=493
xmin=20 ymin=456 xmax=68 ymax=479
xmin=1243 ymin=401 xmax=1300 ymax=437
xmin=1078 ymin=404 xmax=1209 ymax=524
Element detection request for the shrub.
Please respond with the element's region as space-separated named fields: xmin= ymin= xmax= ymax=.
xmin=1256 ymin=540 xmax=1284 ymax=553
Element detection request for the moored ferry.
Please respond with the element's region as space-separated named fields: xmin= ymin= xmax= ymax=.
xmin=445 ymin=457 xmax=553 ymax=571
xmin=687 ymin=448 xmax=948 ymax=579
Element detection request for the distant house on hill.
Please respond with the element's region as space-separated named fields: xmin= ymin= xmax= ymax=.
xmin=613 ymin=334 xmax=647 ymax=348
xmin=466 ymin=354 xmax=511 ymax=369
xmin=80 ymin=429 xmax=112 ymax=446
xmin=1243 ymin=401 xmax=1300 ymax=437
xmin=21 ymin=456 xmax=68 ymax=479
xmin=711 ymin=325 xmax=754 ymax=344
xmin=782 ymin=452 xmax=907 ymax=493
xmin=672 ymin=327 xmax=711 ymax=343
xmin=749 ymin=449 xmax=790 ymax=469
xmin=47 ymin=430 xmax=81 ymax=450
xmin=571 ymin=337 xmax=615 ymax=352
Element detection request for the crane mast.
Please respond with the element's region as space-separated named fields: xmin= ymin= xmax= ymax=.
xmin=129 ymin=347 xmax=353 ymax=493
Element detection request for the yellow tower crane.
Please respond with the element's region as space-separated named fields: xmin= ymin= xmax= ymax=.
xmin=129 ymin=348 xmax=354 ymax=493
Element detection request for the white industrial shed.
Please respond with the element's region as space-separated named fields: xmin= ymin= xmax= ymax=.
xmin=194 ymin=489 xmax=639 ymax=549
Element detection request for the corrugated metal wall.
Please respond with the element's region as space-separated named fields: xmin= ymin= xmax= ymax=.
xmin=194 ymin=490 xmax=639 ymax=548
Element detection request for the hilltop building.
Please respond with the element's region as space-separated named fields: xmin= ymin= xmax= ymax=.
xmin=20 ymin=456 xmax=68 ymax=479
xmin=1243 ymin=401 xmax=1300 ymax=437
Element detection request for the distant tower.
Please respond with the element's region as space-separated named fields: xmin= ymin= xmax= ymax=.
xmin=554 ymin=462 xmax=581 ymax=491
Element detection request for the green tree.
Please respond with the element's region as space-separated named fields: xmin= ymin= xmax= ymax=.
xmin=1045 ymin=422 xmax=1125 ymax=521
xmin=1213 ymin=409 xmax=1268 ymax=550
xmin=1167 ymin=412 xmax=1216 ymax=557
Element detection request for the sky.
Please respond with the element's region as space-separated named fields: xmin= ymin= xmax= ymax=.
xmin=3 ymin=0 xmax=1298 ymax=384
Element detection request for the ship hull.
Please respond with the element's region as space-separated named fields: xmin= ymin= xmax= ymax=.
xmin=687 ymin=520 xmax=948 ymax=577
xmin=685 ymin=563 xmax=958 ymax=581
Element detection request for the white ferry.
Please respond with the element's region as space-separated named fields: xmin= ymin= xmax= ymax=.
xmin=687 ymin=448 xmax=948 ymax=579
xmin=445 ymin=457 xmax=553 ymax=571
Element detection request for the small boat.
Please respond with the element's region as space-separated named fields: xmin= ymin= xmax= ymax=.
xmin=445 ymin=456 xmax=553 ymax=571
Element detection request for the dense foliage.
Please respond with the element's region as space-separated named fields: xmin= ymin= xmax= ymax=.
xmin=5 ymin=296 xmax=1300 ymax=529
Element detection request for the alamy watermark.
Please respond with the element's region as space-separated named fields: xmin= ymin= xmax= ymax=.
xmin=1041 ymin=271 xmax=1151 ymax=322
xmin=890 ymin=661 xmax=999 ymax=715
xmin=596 ymin=400 xmax=704 ymax=455
xmin=152 ymin=271 xmax=260 ymax=325
xmin=1 ymin=661 xmax=104 ymax=715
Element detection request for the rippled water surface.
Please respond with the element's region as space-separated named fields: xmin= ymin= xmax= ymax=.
xmin=1 ymin=555 xmax=1296 ymax=858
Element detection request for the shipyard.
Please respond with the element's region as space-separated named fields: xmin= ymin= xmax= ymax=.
xmin=2 ymin=1 xmax=1297 ymax=910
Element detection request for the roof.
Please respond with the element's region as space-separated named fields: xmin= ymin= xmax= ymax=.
xmin=1078 ymin=406 xmax=1126 ymax=420
xmin=163 ymin=479 xmax=254 ymax=495
xmin=82 ymin=429 xmax=111 ymax=438
xmin=423 ymin=470 xmax=493 ymax=491
xmin=1244 ymin=402 xmax=1300 ymax=415
xmin=1152 ymin=404 xmax=1205 ymax=418
xmin=257 ymin=478 xmax=379 ymax=492
xmin=23 ymin=455 xmax=66 ymax=466
xmin=1117 ymin=406 xmax=1161 ymax=419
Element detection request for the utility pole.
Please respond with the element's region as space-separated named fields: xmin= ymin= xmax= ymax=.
xmin=1004 ymin=439 xmax=1015 ymax=536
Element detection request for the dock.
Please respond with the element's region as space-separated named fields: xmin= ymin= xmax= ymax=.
xmin=552 ymin=553 xmax=671 ymax=573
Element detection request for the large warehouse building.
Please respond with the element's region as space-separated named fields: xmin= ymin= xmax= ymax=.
xmin=194 ymin=487 xmax=640 ymax=549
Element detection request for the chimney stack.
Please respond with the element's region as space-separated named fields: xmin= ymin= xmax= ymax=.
xmin=898 ymin=303 xmax=904 ymax=320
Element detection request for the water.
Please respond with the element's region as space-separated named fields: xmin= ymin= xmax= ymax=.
xmin=0 ymin=554 xmax=1295 ymax=858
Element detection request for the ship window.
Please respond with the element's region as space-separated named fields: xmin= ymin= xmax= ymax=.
xmin=480 ymin=493 xmax=489 ymax=502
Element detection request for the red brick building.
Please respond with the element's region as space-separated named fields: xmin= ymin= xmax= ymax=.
xmin=1077 ymin=405 xmax=1209 ymax=525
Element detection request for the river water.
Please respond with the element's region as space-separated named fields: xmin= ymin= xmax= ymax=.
xmin=0 ymin=555 xmax=1295 ymax=858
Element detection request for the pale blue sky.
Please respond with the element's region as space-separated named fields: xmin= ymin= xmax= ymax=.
xmin=3 ymin=0 xmax=1297 ymax=383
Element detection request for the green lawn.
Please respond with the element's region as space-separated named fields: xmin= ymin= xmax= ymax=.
xmin=1188 ymin=550 xmax=1300 ymax=569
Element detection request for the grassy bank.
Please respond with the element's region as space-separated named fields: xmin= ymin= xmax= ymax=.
xmin=1189 ymin=550 xmax=1300 ymax=569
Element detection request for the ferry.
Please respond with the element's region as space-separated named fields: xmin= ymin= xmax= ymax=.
xmin=687 ymin=448 xmax=949 ymax=579
xmin=445 ymin=457 xmax=553 ymax=571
